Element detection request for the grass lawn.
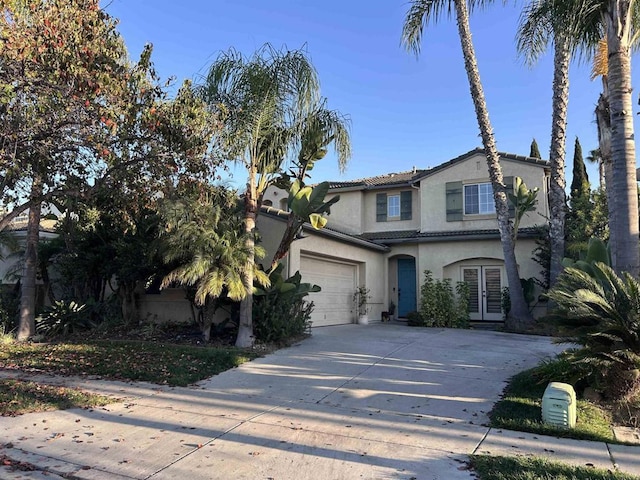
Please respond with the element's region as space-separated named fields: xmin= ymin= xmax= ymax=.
xmin=0 ymin=340 xmax=260 ymax=387
xmin=0 ymin=378 xmax=113 ymax=416
xmin=490 ymin=365 xmax=615 ymax=443
xmin=470 ymin=455 xmax=640 ymax=480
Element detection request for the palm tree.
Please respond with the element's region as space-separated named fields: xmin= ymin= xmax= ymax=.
xmin=516 ymin=0 xmax=602 ymax=288
xmin=586 ymin=147 xmax=606 ymax=189
xmin=603 ymin=0 xmax=640 ymax=276
xmin=159 ymin=185 xmax=269 ymax=340
xmin=402 ymin=0 xmax=532 ymax=330
xmin=199 ymin=45 xmax=349 ymax=347
xmin=589 ymin=7 xmax=640 ymax=277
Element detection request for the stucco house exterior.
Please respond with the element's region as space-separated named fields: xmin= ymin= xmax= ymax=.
xmin=260 ymin=148 xmax=550 ymax=327
xmin=1 ymin=149 xmax=550 ymax=328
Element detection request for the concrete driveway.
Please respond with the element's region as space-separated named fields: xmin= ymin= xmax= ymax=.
xmin=1 ymin=325 xmax=565 ymax=479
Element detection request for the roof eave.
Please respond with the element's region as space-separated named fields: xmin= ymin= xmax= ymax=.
xmin=260 ymin=206 xmax=389 ymax=252
xmin=367 ymin=229 xmax=543 ymax=244
xmin=301 ymin=224 xmax=390 ymax=251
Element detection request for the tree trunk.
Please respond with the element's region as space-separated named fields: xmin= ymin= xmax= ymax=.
xmin=595 ymin=87 xmax=614 ymax=227
xmin=454 ymin=0 xmax=532 ymax=330
xmin=605 ymin=1 xmax=639 ymax=276
xmin=236 ymin=166 xmax=258 ymax=348
xmin=119 ymin=281 xmax=138 ymax=326
xmin=202 ymin=302 xmax=212 ymax=342
xmin=547 ymin=36 xmax=570 ymax=288
xmin=17 ymin=178 xmax=43 ymax=341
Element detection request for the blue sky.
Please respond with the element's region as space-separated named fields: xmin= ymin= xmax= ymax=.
xmin=103 ymin=0 xmax=629 ymax=186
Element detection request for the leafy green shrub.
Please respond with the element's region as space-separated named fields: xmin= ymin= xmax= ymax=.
xmin=36 ymin=300 xmax=95 ymax=337
xmin=454 ymin=281 xmax=470 ymax=327
xmin=502 ymin=278 xmax=537 ymax=321
xmin=406 ymin=311 xmax=423 ymax=327
xmin=254 ymin=295 xmax=313 ymax=343
xmin=253 ymin=265 xmax=317 ymax=343
xmin=352 ymin=286 xmax=371 ymax=316
xmin=529 ymin=352 xmax=592 ymax=390
xmin=0 ymin=286 xmax=19 ymax=335
xmin=547 ymin=262 xmax=640 ymax=400
xmin=418 ymin=270 xmax=469 ymax=328
xmin=501 ymin=286 xmax=511 ymax=321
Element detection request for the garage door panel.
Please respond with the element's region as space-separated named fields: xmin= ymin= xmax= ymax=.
xmin=300 ymin=256 xmax=356 ymax=327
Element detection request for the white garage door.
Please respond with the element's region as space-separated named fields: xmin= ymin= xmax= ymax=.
xmin=300 ymin=255 xmax=357 ymax=327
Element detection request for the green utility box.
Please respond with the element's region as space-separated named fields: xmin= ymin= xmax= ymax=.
xmin=541 ymin=382 xmax=576 ymax=429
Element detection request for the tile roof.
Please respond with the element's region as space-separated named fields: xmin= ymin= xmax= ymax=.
xmin=328 ymin=169 xmax=429 ymax=190
xmin=327 ymin=148 xmax=550 ymax=191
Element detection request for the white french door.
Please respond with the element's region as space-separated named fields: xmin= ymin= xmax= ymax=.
xmin=462 ymin=266 xmax=503 ymax=321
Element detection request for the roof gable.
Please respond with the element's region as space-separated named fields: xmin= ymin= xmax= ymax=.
xmin=327 ymin=148 xmax=550 ymax=191
xmin=412 ymin=148 xmax=550 ymax=182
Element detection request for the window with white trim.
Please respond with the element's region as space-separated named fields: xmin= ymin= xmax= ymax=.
xmin=376 ymin=191 xmax=412 ymax=222
xmin=387 ymin=194 xmax=400 ymax=218
xmin=464 ymin=183 xmax=495 ymax=215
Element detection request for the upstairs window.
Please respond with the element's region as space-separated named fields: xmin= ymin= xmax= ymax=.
xmin=464 ymin=183 xmax=495 ymax=215
xmin=387 ymin=194 xmax=400 ymax=218
xmin=376 ymin=191 xmax=412 ymax=222
xmin=446 ymin=178 xmax=514 ymax=222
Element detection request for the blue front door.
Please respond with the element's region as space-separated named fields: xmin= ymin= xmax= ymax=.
xmin=397 ymin=258 xmax=417 ymax=317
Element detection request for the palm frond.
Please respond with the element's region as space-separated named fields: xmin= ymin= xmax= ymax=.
xmin=549 ymin=260 xmax=640 ymax=397
xmin=516 ymin=0 xmax=604 ymax=66
xmin=516 ymin=0 xmax=553 ymax=65
xmin=590 ymin=38 xmax=608 ymax=79
xmin=402 ymin=0 xmax=454 ymax=56
xmin=158 ymin=184 xmax=253 ymax=305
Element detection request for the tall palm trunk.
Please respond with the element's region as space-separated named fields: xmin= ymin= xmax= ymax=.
xmin=605 ymin=0 xmax=639 ymax=276
xmin=17 ymin=176 xmax=43 ymax=341
xmin=454 ymin=0 xmax=532 ymax=329
xmin=548 ymin=33 xmax=571 ymax=287
xmin=236 ymin=166 xmax=258 ymax=348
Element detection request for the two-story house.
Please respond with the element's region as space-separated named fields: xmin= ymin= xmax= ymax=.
xmin=259 ymin=148 xmax=550 ymax=327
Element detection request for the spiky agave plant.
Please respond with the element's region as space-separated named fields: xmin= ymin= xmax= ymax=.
xmin=547 ymin=262 xmax=640 ymax=400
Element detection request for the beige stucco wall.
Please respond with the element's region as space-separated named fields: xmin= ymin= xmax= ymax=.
xmin=410 ymin=237 xmax=545 ymax=317
xmin=139 ymin=288 xmax=192 ymax=324
xmin=419 ymin=153 xmax=549 ymax=233
xmin=262 ymin=185 xmax=287 ymax=210
xmin=318 ymin=190 xmax=364 ymax=235
xmin=264 ymin=185 xmax=365 ymax=236
xmin=417 ymin=238 xmax=540 ymax=282
xmin=139 ymin=288 xmax=230 ymax=325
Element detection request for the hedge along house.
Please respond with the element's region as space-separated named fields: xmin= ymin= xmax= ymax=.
xmin=263 ymin=148 xmax=550 ymax=325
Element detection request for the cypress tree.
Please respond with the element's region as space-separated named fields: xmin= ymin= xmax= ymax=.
xmin=565 ymin=137 xmax=594 ymax=258
xmin=570 ymin=137 xmax=589 ymax=197
xmin=529 ymin=138 xmax=542 ymax=159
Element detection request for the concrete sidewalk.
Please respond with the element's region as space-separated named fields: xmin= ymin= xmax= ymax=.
xmin=1 ymin=325 xmax=638 ymax=479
